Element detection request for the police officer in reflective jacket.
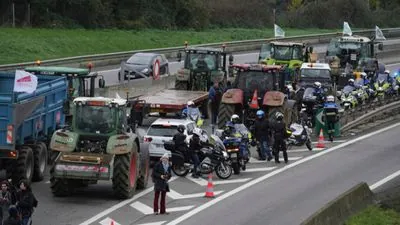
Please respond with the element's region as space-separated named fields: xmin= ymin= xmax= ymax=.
xmin=323 ymin=95 xmax=339 ymax=142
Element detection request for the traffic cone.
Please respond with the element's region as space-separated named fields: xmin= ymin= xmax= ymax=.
xmin=110 ymin=221 xmax=114 ymax=225
xmin=249 ymin=89 xmax=259 ymax=109
xmin=204 ymin=173 xmax=215 ymax=198
xmin=316 ymin=129 xmax=325 ymax=148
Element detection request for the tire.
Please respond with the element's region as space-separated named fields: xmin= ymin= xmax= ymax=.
xmin=112 ymin=143 xmax=139 ymax=199
xmin=171 ymin=164 xmax=189 ymax=177
xmin=175 ymin=81 xmax=188 ymax=90
xmin=215 ymin=162 xmax=232 ymax=179
xmin=159 ymin=113 xmax=167 ymax=117
xmin=217 ymin=103 xmax=235 ymax=129
xmin=137 ymin=147 xmax=150 ymax=190
xmin=118 ymin=72 xmax=121 ymax=81
xmin=232 ymin=162 xmax=240 ymax=175
xmin=306 ymin=139 xmax=313 ymax=151
xmin=12 ymin=146 xmax=34 ymax=185
xmin=50 ymin=165 xmax=71 ymax=197
xmin=32 ymin=142 xmax=48 ymax=182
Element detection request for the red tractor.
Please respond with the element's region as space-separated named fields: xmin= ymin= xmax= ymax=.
xmin=217 ymin=64 xmax=299 ymax=129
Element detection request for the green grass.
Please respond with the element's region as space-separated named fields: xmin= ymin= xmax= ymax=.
xmin=0 ymin=28 xmax=341 ymax=65
xmin=345 ymin=206 xmax=400 ymax=225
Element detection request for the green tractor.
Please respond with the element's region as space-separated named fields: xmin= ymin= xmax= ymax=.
xmin=175 ymin=42 xmax=234 ymax=91
xmin=24 ymin=66 xmax=106 ymax=124
xmin=258 ymin=41 xmax=315 ymax=85
xmin=49 ymin=97 xmax=150 ymax=199
xmin=325 ymin=35 xmax=383 ymax=90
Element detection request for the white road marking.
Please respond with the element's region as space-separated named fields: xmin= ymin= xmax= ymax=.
xmin=242 ymin=167 xmax=277 ymax=173
xmin=45 ymin=181 xmax=50 ymax=184
xmin=311 ymin=140 xmax=347 ymax=144
xmin=186 ymin=176 xmax=250 ymax=186
xmin=186 ymin=176 xmax=208 ymax=186
xmin=249 ymin=157 xmax=302 ymax=163
xmin=165 ymin=122 xmax=400 ymax=225
xmin=167 ymin=189 xmax=224 ymax=200
xmin=369 ymin=169 xmax=400 ymax=191
xmin=137 ymin=221 xmax=167 ymax=225
xmin=78 ymin=176 xmax=178 ymax=225
xmin=99 ymin=217 xmax=121 ymax=225
xmin=288 ymin=148 xmax=324 ymax=153
xmin=130 ymin=201 xmax=194 ymax=215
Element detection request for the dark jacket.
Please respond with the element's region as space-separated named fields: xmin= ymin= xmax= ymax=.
xmin=152 ymin=161 xmax=172 ymax=192
xmin=272 ymin=121 xmax=287 ymax=141
xmin=3 ymin=217 xmax=21 ymax=225
xmin=16 ymin=190 xmax=35 ymax=216
xmin=254 ymin=118 xmax=270 ymax=141
xmin=189 ymin=136 xmax=202 ymax=154
xmin=173 ymin=132 xmax=187 ymax=152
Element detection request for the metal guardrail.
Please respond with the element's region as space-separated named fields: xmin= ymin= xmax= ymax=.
xmin=1 ymin=27 xmax=400 ymax=71
xmin=340 ymin=96 xmax=400 ymax=132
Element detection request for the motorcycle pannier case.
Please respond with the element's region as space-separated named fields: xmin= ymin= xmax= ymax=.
xmin=164 ymin=141 xmax=176 ymax=151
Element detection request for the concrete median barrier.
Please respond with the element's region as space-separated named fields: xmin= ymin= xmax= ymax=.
xmin=300 ymin=182 xmax=375 ymax=225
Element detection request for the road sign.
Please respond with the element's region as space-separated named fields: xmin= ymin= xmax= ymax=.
xmin=153 ymin=59 xmax=160 ymax=80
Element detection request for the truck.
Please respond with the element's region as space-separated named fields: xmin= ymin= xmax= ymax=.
xmin=175 ymin=42 xmax=234 ymax=91
xmin=129 ymin=90 xmax=209 ymax=126
xmin=24 ymin=66 xmax=106 ymax=124
xmin=0 ymin=72 xmax=68 ymax=184
xmin=49 ymin=97 xmax=150 ymax=199
xmin=325 ymin=35 xmax=383 ymax=89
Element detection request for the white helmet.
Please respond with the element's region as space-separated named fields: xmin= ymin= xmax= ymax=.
xmin=360 ymin=72 xmax=367 ymax=77
xmin=187 ymin=101 xmax=195 ymax=106
xmin=275 ymin=112 xmax=284 ymax=120
xmin=326 ymin=95 xmax=335 ymax=102
xmin=384 ymin=70 xmax=391 ymax=75
xmin=314 ymin=82 xmax=322 ymax=88
xmin=348 ymin=78 xmax=354 ymax=83
xmin=192 ymin=127 xmax=202 ymax=137
xmin=231 ymin=114 xmax=240 ymax=123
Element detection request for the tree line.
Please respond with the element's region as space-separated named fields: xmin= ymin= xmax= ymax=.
xmin=1 ymin=0 xmax=400 ymax=29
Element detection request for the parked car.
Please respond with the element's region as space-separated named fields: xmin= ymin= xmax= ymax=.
xmin=119 ymin=52 xmax=169 ymax=81
xmin=144 ymin=118 xmax=195 ymax=161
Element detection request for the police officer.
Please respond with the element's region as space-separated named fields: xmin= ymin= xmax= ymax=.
xmin=313 ymin=81 xmax=325 ymax=103
xmin=189 ymin=128 xmax=203 ymax=178
xmin=323 ymin=95 xmax=339 ymax=142
xmin=272 ymin=112 xmax=289 ymax=164
xmin=254 ymin=110 xmax=273 ymax=161
xmin=172 ymin=125 xmax=189 ymax=162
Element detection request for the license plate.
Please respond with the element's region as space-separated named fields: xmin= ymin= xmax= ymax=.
xmin=154 ymin=144 xmax=164 ymax=148
xmin=151 ymin=109 xmax=165 ymax=113
xmin=230 ymin=154 xmax=238 ymax=158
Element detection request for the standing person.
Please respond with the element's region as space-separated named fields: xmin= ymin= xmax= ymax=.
xmin=323 ymin=95 xmax=339 ymax=142
xmin=16 ymin=180 xmax=37 ymax=225
xmin=152 ymin=153 xmax=172 ymax=215
xmin=208 ymin=82 xmax=223 ymax=131
xmin=254 ymin=110 xmax=273 ymax=161
xmin=2 ymin=206 xmax=21 ymax=225
xmin=0 ymin=181 xmax=12 ymax=223
xmin=272 ymin=112 xmax=289 ymax=164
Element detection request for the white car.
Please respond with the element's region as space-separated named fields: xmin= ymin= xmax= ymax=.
xmin=144 ymin=118 xmax=196 ymax=160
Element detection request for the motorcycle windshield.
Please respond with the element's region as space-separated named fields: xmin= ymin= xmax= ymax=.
xmin=354 ymin=78 xmax=364 ymax=87
xmin=302 ymin=87 xmax=316 ymax=101
xmin=233 ymin=124 xmax=249 ymax=137
xmin=187 ymin=107 xmax=200 ymax=119
xmin=343 ymin=85 xmax=355 ymax=94
xmin=377 ymin=73 xmax=388 ymax=83
xmin=210 ymin=134 xmax=226 ymax=152
xmin=289 ymin=123 xmax=303 ymax=136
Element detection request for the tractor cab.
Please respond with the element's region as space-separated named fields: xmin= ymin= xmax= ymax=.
xmin=24 ymin=65 xmax=106 ymax=122
xmin=175 ymin=42 xmax=234 ymax=91
xmin=258 ymin=41 xmax=315 ymax=68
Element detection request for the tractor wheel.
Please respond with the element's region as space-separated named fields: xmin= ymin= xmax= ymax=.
xmin=175 ymin=81 xmax=188 ymax=90
xmin=33 ymin=142 xmax=48 ymax=182
xmin=50 ymin=165 xmax=72 ymax=197
xmin=12 ymin=146 xmax=34 ymax=185
xmin=112 ymin=143 xmax=140 ymax=199
xmin=137 ymin=146 xmax=150 ymax=190
xmin=217 ymin=103 xmax=235 ymax=129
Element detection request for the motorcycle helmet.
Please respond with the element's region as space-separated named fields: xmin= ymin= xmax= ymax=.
xmin=384 ymin=69 xmax=390 ymax=75
xmin=348 ymin=78 xmax=355 ymax=86
xmin=187 ymin=100 xmax=195 ymax=107
xmin=326 ymin=95 xmax=335 ymax=102
xmin=360 ymin=72 xmax=367 ymax=78
xmin=192 ymin=127 xmax=202 ymax=137
xmin=256 ymin=110 xmax=265 ymax=119
xmin=177 ymin=125 xmax=185 ymax=133
xmin=231 ymin=114 xmax=240 ymax=124
xmin=314 ymin=82 xmax=322 ymax=89
xmin=275 ymin=112 xmax=284 ymax=121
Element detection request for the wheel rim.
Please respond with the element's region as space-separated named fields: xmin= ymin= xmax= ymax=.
xmin=129 ymin=154 xmax=137 ymax=187
xmin=217 ymin=164 xmax=231 ymax=178
xmin=39 ymin=147 xmax=46 ymax=173
xmin=173 ymin=165 xmax=187 ymax=176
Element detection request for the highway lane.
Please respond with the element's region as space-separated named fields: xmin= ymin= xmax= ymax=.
xmin=94 ymin=38 xmax=400 ymax=87
xmin=165 ymin=122 xmax=400 ymax=225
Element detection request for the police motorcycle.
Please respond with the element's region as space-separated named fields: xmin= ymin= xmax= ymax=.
xmin=374 ymin=72 xmax=393 ymax=101
xmin=217 ymin=121 xmax=252 ymax=175
xmin=300 ymin=82 xmax=326 ymax=127
xmin=287 ymin=111 xmax=313 ymax=151
xmin=182 ymin=101 xmax=204 ymax=127
xmin=164 ymin=128 xmax=232 ymax=179
xmin=338 ymin=84 xmax=358 ymax=110
xmin=353 ymin=78 xmax=369 ymax=105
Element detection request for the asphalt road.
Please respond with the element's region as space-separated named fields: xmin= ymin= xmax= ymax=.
xmin=28 ymin=48 xmax=400 ymax=225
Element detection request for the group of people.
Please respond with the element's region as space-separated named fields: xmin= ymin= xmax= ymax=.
xmin=0 ymin=179 xmax=37 ymax=225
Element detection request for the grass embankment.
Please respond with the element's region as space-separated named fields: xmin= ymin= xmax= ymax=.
xmin=0 ymin=28 xmax=339 ymax=65
xmin=345 ymin=205 xmax=400 ymax=225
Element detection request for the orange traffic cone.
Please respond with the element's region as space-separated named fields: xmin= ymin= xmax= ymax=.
xmin=110 ymin=221 xmax=114 ymax=225
xmin=316 ymin=129 xmax=325 ymax=148
xmin=204 ymin=173 xmax=215 ymax=198
xmin=249 ymin=89 xmax=259 ymax=109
